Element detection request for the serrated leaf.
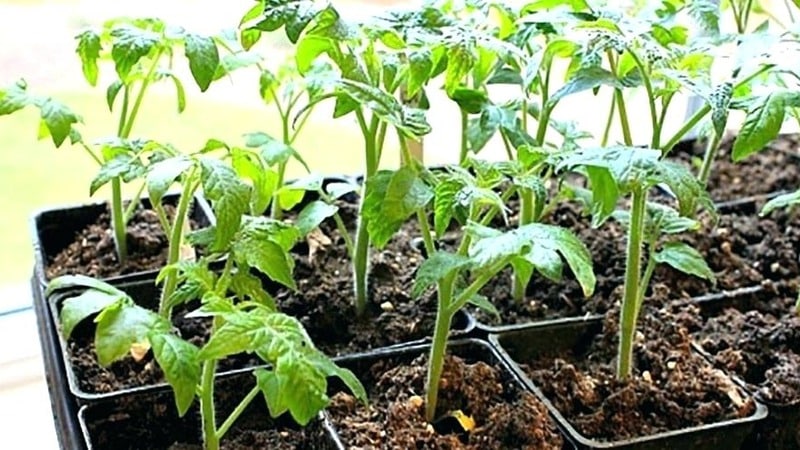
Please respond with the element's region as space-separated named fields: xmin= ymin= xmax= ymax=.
xmin=60 ymin=290 xmax=124 ymax=339
xmin=650 ymin=160 xmax=713 ymax=217
xmin=185 ymin=34 xmax=219 ymax=92
xmin=434 ymin=178 xmax=463 ymax=236
xmin=75 ymin=29 xmax=101 ymax=86
xmin=146 ymin=156 xmax=193 ymax=206
xmin=558 ymin=146 xmax=661 ymax=190
xmin=733 ymin=91 xmax=800 ymax=161
xmin=90 ymin=154 xmax=145 ymax=196
xmin=549 ymin=66 xmax=621 ymax=106
xmin=231 ymin=148 xmax=278 ymax=216
xmin=761 ymin=189 xmax=800 ymax=216
xmin=364 ymin=168 xmax=433 ymax=248
xmin=449 ymin=87 xmax=489 ymax=114
xmin=95 ymin=303 xmax=169 ymax=366
xmin=150 ymin=332 xmax=200 ymax=416
xmin=232 ymin=217 xmax=298 ymax=289
xmin=198 ymin=310 xmax=307 ymax=361
xmin=296 ymin=201 xmax=338 ymax=235
xmin=467 ymin=222 xmax=595 ymax=297
xmin=110 ymin=25 xmax=160 ymax=80
xmin=0 ymin=81 xmax=31 ymax=116
xmin=254 ymin=0 xmax=320 ymax=43
xmin=332 ymin=79 xmax=431 ymax=137
xmin=231 ymin=269 xmax=276 ymax=310
xmin=214 ymin=51 xmax=263 ymax=80
xmin=38 ymin=98 xmax=81 ymax=147
xmin=411 ymin=251 xmax=471 ymax=298
xmin=200 ymin=158 xmax=251 ymax=251
xmin=407 ymin=49 xmax=434 ymax=97
xmin=654 ymin=242 xmax=715 ymax=283
xmin=687 ymin=0 xmax=720 ymax=37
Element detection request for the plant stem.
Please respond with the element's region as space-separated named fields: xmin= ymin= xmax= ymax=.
xmin=425 ymin=295 xmax=453 ymax=422
xmin=617 ymin=187 xmax=647 ymax=379
xmin=352 ymin=111 xmax=380 ymax=317
xmin=459 ymin=109 xmax=469 ymax=164
xmin=512 ymin=188 xmax=534 ymax=302
xmin=120 ymin=51 xmax=162 ymax=139
xmin=698 ymin=132 xmax=723 ymax=184
xmin=319 ymin=191 xmax=355 ymax=258
xmin=158 ymin=174 xmax=198 ymax=317
xmin=110 ymin=180 xmax=128 ymax=264
xmin=216 ymin=385 xmax=260 ymax=441
xmin=271 ymin=108 xmax=291 ymax=220
xmin=636 ymin=254 xmax=657 ymax=322
xmin=123 ymin=182 xmax=147 ymax=223
xmin=417 ymin=210 xmax=436 ymax=257
xmin=200 ymin=319 xmax=220 ymax=450
xmin=601 ymin=95 xmax=617 ymax=147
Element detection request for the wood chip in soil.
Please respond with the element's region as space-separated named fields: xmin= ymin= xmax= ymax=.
xmin=327 ymin=352 xmax=564 ymax=449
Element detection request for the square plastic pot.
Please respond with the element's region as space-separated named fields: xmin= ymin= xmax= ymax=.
xmin=78 ymin=370 xmax=340 ymax=450
xmin=324 ymin=337 xmax=574 ymax=449
xmin=490 ymin=318 xmax=768 ymax=450
xmin=31 ymin=193 xmax=215 ymax=293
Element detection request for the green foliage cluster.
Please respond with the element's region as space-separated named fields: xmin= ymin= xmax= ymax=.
xmin=2 ymin=0 xmax=799 ymax=447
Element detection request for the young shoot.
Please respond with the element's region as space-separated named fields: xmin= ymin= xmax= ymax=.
xmin=1 ymin=18 xmax=223 ymax=266
xmin=405 ymin=158 xmax=596 ymax=422
xmin=558 ymin=146 xmax=713 ymax=379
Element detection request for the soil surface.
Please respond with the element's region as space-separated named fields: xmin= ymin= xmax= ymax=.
xmin=473 ymin=195 xmax=800 ymax=326
xmin=84 ymin=374 xmax=333 ymax=450
xmin=518 ymin=306 xmax=756 ymax=442
xmin=45 ymin=203 xmax=199 ymax=280
xmin=670 ymin=134 xmax=800 ymax=202
xmin=327 ymin=352 xmax=564 ymax=449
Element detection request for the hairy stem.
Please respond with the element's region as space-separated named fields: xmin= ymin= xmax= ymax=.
xmin=158 ymin=173 xmax=198 ymax=317
xmin=352 ymin=111 xmax=380 ymax=316
xmin=601 ymin=94 xmax=617 ymax=147
xmin=459 ymin=109 xmax=469 ymax=164
xmin=617 ymin=187 xmax=647 ymax=379
xmin=698 ymin=132 xmax=723 ymax=184
xmin=425 ymin=295 xmax=453 ymax=422
xmin=200 ymin=318 xmax=221 ymax=450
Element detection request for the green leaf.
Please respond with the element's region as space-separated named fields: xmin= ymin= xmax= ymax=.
xmin=332 ymin=79 xmax=431 ymax=137
xmin=230 ymin=269 xmax=276 ymax=310
xmin=467 ymin=293 xmax=500 ymax=318
xmin=0 ymin=81 xmax=31 ymax=116
xmin=75 ymin=30 xmax=101 ymax=86
xmin=59 ymin=290 xmax=124 ymax=339
xmin=364 ymin=168 xmax=433 ymax=248
xmin=254 ymin=0 xmax=320 ymax=43
xmin=232 ymin=217 xmax=299 ymax=289
xmin=296 ymin=201 xmax=338 ymax=235
xmin=650 ymin=160 xmax=713 ymax=217
xmin=198 ymin=309 xmax=307 ymax=361
xmin=106 ymin=80 xmax=124 ymax=111
xmin=95 ymin=303 xmax=169 ymax=366
xmin=558 ymin=146 xmax=660 ymax=190
xmin=146 ymin=156 xmax=193 ymax=206
xmin=110 ymin=25 xmax=160 ymax=80
xmin=549 ymin=66 xmax=621 ymax=106
xmin=407 ymin=49 xmax=434 ymax=97
xmin=38 ymin=98 xmax=81 ymax=148
xmin=449 ymin=87 xmax=489 ymax=114
xmin=46 ymin=274 xmax=127 ymax=297
xmin=411 ymin=252 xmax=471 ymax=298
xmin=162 ymin=72 xmax=187 ymax=113
xmin=732 ymin=91 xmax=800 ymax=161
xmin=200 ymin=158 xmax=251 ymax=251
xmin=761 ymin=189 xmax=800 ymax=216
xmin=231 ymin=147 xmax=276 ymax=215
xmin=654 ymin=242 xmax=715 ymax=284
xmin=90 ymin=154 xmax=145 ymax=196
xmin=467 ymin=222 xmax=596 ymax=297
xmin=150 ymin=333 xmax=200 ymax=416
xmin=214 ymin=51 xmax=263 ymax=80
xmin=185 ymin=34 xmax=219 ymax=92
xmin=434 ymin=178 xmax=463 ymax=236
xmin=709 ymin=82 xmax=732 ymax=137
xmin=687 ymin=0 xmax=720 ymax=37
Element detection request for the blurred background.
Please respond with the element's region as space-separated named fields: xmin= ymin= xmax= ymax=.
xmin=0 ymin=0 xmax=794 ymax=447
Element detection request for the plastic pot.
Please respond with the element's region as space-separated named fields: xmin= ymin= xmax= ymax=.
xmin=325 ymin=337 xmax=574 ymax=449
xmin=31 ymin=193 xmax=215 ymax=293
xmin=688 ymin=286 xmax=800 ymax=449
xmin=490 ymin=318 xmax=768 ymax=450
xmin=78 ymin=369 xmax=340 ymax=450
xmin=31 ymin=274 xmax=84 ymax=450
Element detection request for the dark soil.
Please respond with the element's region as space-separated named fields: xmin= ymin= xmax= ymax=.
xmin=518 ymin=306 xmax=757 ymax=442
xmin=327 ymin=351 xmax=564 ymax=449
xmin=45 ymin=203 xmax=199 ymax=280
xmin=84 ymin=373 xmax=334 ymax=450
xmin=670 ymin=133 xmax=800 ymax=202
xmin=272 ymin=200 xmax=453 ymax=356
xmin=472 ymin=195 xmax=800 ymax=326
